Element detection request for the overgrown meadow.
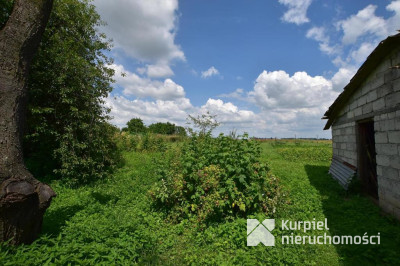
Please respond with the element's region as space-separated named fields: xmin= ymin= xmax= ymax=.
xmin=1 ymin=136 xmax=399 ymax=265
xmin=2 ymin=1 xmax=399 ymax=264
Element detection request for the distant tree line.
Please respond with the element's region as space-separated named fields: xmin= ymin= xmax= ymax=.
xmin=122 ymin=118 xmax=187 ymax=136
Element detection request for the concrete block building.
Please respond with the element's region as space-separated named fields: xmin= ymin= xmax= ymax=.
xmin=323 ymin=33 xmax=400 ymax=219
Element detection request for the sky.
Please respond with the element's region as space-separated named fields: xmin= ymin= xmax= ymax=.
xmin=93 ymin=0 xmax=400 ymax=138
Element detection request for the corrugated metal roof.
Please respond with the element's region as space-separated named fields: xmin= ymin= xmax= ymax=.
xmin=329 ymin=156 xmax=356 ymax=190
xmin=323 ymin=33 xmax=400 ymax=130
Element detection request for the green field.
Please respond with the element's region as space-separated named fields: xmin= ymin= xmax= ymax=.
xmin=1 ymin=141 xmax=399 ymax=265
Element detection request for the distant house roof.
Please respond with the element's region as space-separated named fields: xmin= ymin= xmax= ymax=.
xmin=323 ymin=33 xmax=400 ymax=130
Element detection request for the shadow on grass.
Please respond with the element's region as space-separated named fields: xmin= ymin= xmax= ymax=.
xmin=41 ymin=191 xmax=120 ymax=236
xmin=42 ymin=204 xmax=84 ymax=236
xmin=90 ymin=191 xmax=119 ymax=205
xmin=305 ymin=164 xmax=400 ymax=265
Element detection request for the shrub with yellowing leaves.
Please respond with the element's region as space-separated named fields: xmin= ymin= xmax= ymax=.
xmin=149 ymin=133 xmax=282 ymax=225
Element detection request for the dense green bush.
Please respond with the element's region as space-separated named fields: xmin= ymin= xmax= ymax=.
xmin=19 ymin=0 xmax=121 ymax=185
xmin=139 ymin=133 xmax=167 ymax=152
xmin=148 ymin=122 xmax=187 ymax=136
xmin=114 ymin=132 xmax=138 ymax=152
xmin=149 ymin=133 xmax=282 ymax=224
xmin=123 ymin=118 xmax=147 ymax=134
xmin=122 ymin=118 xmax=187 ymax=137
xmin=148 ymin=122 xmax=176 ymax=135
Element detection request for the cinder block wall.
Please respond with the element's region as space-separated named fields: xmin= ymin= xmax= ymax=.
xmin=375 ymin=110 xmax=400 ymax=218
xmin=331 ymin=122 xmax=357 ymax=167
xmin=331 ymin=49 xmax=400 ymax=219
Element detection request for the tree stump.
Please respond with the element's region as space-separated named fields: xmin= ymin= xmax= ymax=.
xmin=0 ymin=179 xmax=55 ymax=244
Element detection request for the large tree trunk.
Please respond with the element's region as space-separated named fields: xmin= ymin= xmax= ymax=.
xmin=0 ymin=0 xmax=55 ymax=245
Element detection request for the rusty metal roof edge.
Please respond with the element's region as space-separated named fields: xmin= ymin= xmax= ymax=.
xmin=323 ymin=33 xmax=400 ymax=130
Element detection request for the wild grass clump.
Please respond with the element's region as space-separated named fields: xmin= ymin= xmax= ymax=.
xmin=149 ymin=133 xmax=282 ymax=225
xmin=113 ymin=132 xmax=183 ymax=152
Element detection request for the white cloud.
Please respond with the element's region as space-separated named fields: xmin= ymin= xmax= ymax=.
xmin=218 ymin=88 xmax=245 ymax=100
xmin=106 ymin=96 xmax=193 ymax=128
xmin=111 ymin=64 xmax=185 ymax=100
xmin=350 ymin=42 xmax=375 ymax=64
xmin=337 ymin=5 xmax=387 ymax=44
xmin=306 ymin=1 xmax=400 ymax=94
xmin=94 ymin=0 xmax=184 ymax=63
xmin=278 ymin=0 xmax=312 ymax=25
xmin=331 ymin=67 xmax=357 ymax=92
xmin=146 ymin=64 xmax=174 ymax=78
xmin=106 ymin=95 xmax=263 ymax=135
xmin=306 ymin=27 xmax=328 ymax=43
xmin=105 ymin=68 xmax=342 ymax=138
xmin=306 ymin=27 xmax=338 ymax=55
xmin=386 ymin=0 xmax=400 ymax=33
xmin=243 ymin=70 xmax=340 ymax=137
xmin=136 ymin=64 xmax=174 ymax=78
xmin=201 ymin=66 xmax=220 ymax=79
xmin=307 ymin=1 xmax=400 ymax=68
xmin=136 ymin=67 xmax=147 ymax=75
xmin=249 ymin=70 xmax=335 ymax=110
xmin=200 ymin=99 xmax=259 ymax=124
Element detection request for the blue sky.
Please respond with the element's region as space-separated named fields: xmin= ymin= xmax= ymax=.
xmin=93 ymin=0 xmax=400 ymax=138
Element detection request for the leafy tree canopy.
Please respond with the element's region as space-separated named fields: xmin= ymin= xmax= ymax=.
xmin=148 ymin=122 xmax=176 ymax=135
xmin=125 ymin=118 xmax=147 ymax=134
xmin=122 ymin=118 xmax=187 ymax=136
xmin=0 ymin=0 xmax=122 ymax=185
xmin=175 ymin=125 xmax=187 ymax=137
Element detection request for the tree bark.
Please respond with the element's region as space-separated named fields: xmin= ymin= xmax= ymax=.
xmin=0 ymin=0 xmax=55 ymax=245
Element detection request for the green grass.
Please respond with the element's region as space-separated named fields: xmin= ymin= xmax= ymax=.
xmin=260 ymin=141 xmax=400 ymax=265
xmin=1 ymin=141 xmax=399 ymax=265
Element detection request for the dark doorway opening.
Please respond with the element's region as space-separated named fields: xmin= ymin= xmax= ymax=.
xmin=358 ymin=120 xmax=378 ymax=200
